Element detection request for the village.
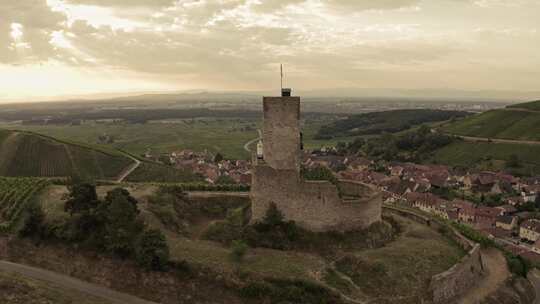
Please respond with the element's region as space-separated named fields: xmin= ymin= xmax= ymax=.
xmin=147 ymin=145 xmax=540 ymax=264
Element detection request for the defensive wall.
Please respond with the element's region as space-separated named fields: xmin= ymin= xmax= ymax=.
xmin=251 ymin=165 xmax=382 ymax=232
xmin=383 ymin=205 xmax=485 ymax=304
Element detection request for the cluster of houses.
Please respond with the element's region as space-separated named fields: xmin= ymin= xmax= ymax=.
xmin=145 ymin=149 xmax=252 ymax=185
xmin=303 ymin=151 xmax=540 ymax=260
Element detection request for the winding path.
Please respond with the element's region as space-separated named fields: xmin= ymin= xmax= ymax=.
xmin=0 ymin=260 xmax=156 ymax=304
xmin=116 ymin=155 xmax=141 ymax=183
xmin=243 ymin=129 xmax=262 ymax=152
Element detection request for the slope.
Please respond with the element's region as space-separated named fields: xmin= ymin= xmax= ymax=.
xmin=0 ymin=129 xmax=133 ymax=180
xmin=442 ymin=100 xmax=540 ymax=141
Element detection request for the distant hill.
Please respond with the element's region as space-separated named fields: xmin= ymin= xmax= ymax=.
xmin=315 ymin=109 xmax=469 ymax=139
xmin=442 ymin=99 xmax=540 ymax=141
xmin=0 ymin=129 xmax=133 ymax=179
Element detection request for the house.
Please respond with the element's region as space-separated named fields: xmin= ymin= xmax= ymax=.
xmin=490 ymin=181 xmax=514 ymax=195
xmin=495 ymin=216 xmax=518 ymax=231
xmin=505 ymin=196 xmax=525 ymax=206
xmin=519 ymin=219 xmax=540 ymax=243
xmin=453 ymin=199 xmax=476 ymax=224
xmin=474 ymin=207 xmax=499 ymax=229
xmin=494 ymin=205 xmax=517 ymax=216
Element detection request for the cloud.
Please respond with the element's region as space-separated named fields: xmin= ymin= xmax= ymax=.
xmin=0 ymin=0 xmax=66 ymax=63
xmin=64 ymin=0 xmax=176 ymax=8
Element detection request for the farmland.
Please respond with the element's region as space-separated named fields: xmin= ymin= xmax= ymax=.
xmin=442 ymin=104 xmax=540 ymax=141
xmin=0 ymin=130 xmax=133 ymax=180
xmin=0 ymin=177 xmax=49 ymax=233
xmin=0 ymin=116 xmax=343 ymax=160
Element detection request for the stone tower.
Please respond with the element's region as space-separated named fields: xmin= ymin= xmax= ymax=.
xmin=261 ymin=95 xmax=301 ymax=171
xmin=250 ymin=89 xmax=382 ymax=232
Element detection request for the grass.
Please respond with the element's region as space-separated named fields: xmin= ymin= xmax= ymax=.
xmin=36 ymin=184 xmax=468 ymax=303
xmin=125 ymin=162 xmax=204 ymax=183
xmin=442 ymin=109 xmax=540 ymax=141
xmin=333 ymin=215 xmax=464 ymax=303
xmin=0 ymin=270 xmax=112 ymax=304
xmin=432 ymin=140 xmax=540 ymax=175
xmin=0 ymin=117 xmax=349 ymax=160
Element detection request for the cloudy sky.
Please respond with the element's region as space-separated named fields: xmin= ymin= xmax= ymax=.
xmin=0 ymin=0 xmax=539 ymax=101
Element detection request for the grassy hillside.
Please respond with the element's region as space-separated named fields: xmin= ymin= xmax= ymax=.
xmin=316 ymin=109 xmax=469 ymax=139
xmin=432 ymin=141 xmax=540 ymax=176
xmin=507 ymin=100 xmax=540 ymax=111
xmin=0 ymin=129 xmax=133 ymax=180
xmin=125 ymin=162 xmax=203 ymax=183
xmin=442 ymin=109 xmax=540 ymax=141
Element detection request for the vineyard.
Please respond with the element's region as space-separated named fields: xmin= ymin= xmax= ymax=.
xmin=0 ymin=130 xmax=133 ymax=180
xmin=0 ymin=177 xmax=49 ymax=233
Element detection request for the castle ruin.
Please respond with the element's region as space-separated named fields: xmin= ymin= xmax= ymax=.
xmin=250 ymin=89 xmax=382 ymax=232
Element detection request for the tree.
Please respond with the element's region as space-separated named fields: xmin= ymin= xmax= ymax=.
xmin=262 ymin=203 xmax=284 ymax=226
xmin=508 ymin=154 xmax=521 ymax=168
xmin=103 ymin=188 xmax=143 ymax=256
xmin=64 ymin=183 xmax=99 ymax=215
xmin=214 ymin=153 xmax=224 ymax=163
xmin=135 ymin=229 xmax=170 ymax=271
xmin=230 ymin=240 xmax=248 ymax=263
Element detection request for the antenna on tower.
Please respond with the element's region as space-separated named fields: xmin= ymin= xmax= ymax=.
xmin=280 ymin=64 xmax=283 ymax=91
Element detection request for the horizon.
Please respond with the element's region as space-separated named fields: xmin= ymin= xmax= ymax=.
xmin=1 ymin=0 xmax=539 ymax=103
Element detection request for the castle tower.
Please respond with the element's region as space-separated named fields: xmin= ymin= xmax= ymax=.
xmin=261 ymin=89 xmax=301 ymax=171
xmin=250 ymin=88 xmax=382 ymax=232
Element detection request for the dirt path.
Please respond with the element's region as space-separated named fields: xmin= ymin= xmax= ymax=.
xmin=528 ymin=269 xmax=540 ymax=304
xmin=115 ymin=156 xmax=141 ymax=183
xmin=243 ymin=129 xmax=262 ymax=152
xmin=0 ymin=260 xmax=157 ymax=304
xmin=500 ymin=107 xmax=540 ymax=114
xmin=444 ymin=133 xmax=540 ymax=146
xmin=458 ymin=248 xmax=510 ymax=304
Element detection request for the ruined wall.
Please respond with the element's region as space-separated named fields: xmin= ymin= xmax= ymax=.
xmin=251 ymin=165 xmax=382 ymax=232
xmin=262 ymin=96 xmax=301 ymax=171
xmin=430 ymin=244 xmax=484 ymax=304
xmin=383 ymin=205 xmax=486 ymax=304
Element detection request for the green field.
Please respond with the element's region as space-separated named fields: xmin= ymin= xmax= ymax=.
xmin=442 ymin=109 xmax=540 ymax=141
xmin=0 ymin=117 xmax=346 ymax=160
xmin=432 ymin=140 xmax=540 ymax=175
xmin=0 ymin=129 xmax=133 ymax=180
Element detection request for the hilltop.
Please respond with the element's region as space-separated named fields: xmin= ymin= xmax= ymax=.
xmin=442 ymin=99 xmax=540 ymax=141
xmin=507 ymin=99 xmax=540 ymax=111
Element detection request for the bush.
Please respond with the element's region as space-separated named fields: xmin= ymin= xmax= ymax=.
xmin=230 ymin=240 xmax=248 ymax=262
xmin=135 ymin=229 xmax=170 ymax=271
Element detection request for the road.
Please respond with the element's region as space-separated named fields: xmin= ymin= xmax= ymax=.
xmin=116 ymin=156 xmax=141 ymax=183
xmin=0 ymin=260 xmax=157 ymax=304
xmin=437 ymin=130 xmax=540 ymax=146
xmin=244 ymin=129 xmax=262 ymax=152
xmin=529 ymin=269 xmax=540 ymax=304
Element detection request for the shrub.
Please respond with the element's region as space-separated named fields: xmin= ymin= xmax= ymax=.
xmin=135 ymin=229 xmax=170 ymax=271
xmin=230 ymin=240 xmax=248 ymax=263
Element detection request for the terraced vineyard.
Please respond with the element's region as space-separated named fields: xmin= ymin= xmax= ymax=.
xmin=0 ymin=129 xmax=133 ymax=180
xmin=0 ymin=177 xmax=49 ymax=233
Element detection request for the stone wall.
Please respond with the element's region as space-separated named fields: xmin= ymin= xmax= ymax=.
xmin=251 ymin=165 xmax=382 ymax=232
xmin=383 ymin=205 xmax=485 ymax=304
xmin=262 ymin=96 xmax=301 ymax=171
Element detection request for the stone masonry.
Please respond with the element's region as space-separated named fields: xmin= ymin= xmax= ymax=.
xmin=250 ymin=93 xmax=382 ymax=232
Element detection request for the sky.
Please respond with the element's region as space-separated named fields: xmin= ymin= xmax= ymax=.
xmin=0 ymin=0 xmax=539 ymax=102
